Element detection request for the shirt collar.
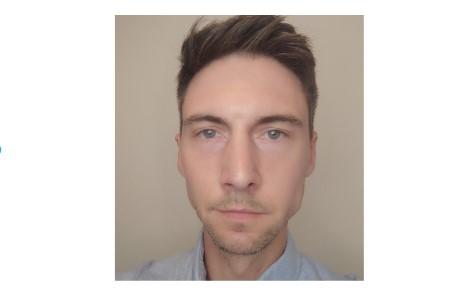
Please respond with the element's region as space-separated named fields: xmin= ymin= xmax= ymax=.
xmin=191 ymin=231 xmax=301 ymax=280
xmin=191 ymin=232 xmax=207 ymax=280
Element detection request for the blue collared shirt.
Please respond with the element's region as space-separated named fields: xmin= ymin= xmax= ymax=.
xmin=118 ymin=233 xmax=349 ymax=280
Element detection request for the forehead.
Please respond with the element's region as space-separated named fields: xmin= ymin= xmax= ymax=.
xmin=183 ymin=54 xmax=308 ymax=123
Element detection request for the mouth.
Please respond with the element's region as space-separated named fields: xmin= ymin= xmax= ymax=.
xmin=216 ymin=208 xmax=266 ymax=221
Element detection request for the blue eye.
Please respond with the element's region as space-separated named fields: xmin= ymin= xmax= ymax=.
xmin=267 ymin=129 xmax=283 ymax=140
xmin=200 ymin=129 xmax=217 ymax=139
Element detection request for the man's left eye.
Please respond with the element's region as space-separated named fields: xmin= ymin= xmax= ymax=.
xmin=199 ymin=129 xmax=217 ymax=139
xmin=266 ymin=129 xmax=284 ymax=140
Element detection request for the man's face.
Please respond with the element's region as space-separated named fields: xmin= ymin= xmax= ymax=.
xmin=176 ymin=54 xmax=316 ymax=255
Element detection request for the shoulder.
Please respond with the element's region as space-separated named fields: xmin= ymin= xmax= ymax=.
xmin=298 ymin=254 xmax=347 ymax=280
xmin=116 ymin=250 xmax=194 ymax=280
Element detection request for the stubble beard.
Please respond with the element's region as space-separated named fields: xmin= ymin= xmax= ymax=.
xmin=195 ymin=193 xmax=288 ymax=256
xmin=203 ymin=218 xmax=285 ymax=256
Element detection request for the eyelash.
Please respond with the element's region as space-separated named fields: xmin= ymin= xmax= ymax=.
xmin=197 ymin=129 xmax=220 ymax=139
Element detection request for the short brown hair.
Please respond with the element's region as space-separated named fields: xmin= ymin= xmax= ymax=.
xmin=177 ymin=15 xmax=317 ymax=136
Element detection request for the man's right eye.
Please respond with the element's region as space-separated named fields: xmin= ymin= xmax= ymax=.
xmin=198 ymin=129 xmax=217 ymax=139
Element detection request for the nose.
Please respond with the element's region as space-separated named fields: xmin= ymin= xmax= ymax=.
xmin=220 ymin=132 xmax=261 ymax=193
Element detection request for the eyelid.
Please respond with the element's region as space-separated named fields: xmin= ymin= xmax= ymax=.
xmin=192 ymin=126 xmax=218 ymax=135
xmin=269 ymin=128 xmax=288 ymax=135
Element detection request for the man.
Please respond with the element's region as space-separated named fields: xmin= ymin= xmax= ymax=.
xmin=119 ymin=15 xmax=343 ymax=280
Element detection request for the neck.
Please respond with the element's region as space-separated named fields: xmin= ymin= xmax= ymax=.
xmin=203 ymin=228 xmax=288 ymax=280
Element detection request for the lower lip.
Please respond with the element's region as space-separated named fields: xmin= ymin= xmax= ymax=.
xmin=219 ymin=211 xmax=263 ymax=221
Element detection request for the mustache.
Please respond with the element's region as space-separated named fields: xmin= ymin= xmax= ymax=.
xmin=211 ymin=193 xmax=268 ymax=213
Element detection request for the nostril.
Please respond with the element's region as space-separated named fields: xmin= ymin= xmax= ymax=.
xmin=222 ymin=180 xmax=258 ymax=193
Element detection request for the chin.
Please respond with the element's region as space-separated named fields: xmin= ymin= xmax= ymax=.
xmin=205 ymin=223 xmax=282 ymax=256
xmin=219 ymin=234 xmax=266 ymax=255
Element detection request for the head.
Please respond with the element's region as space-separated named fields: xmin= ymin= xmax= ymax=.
xmin=175 ymin=16 xmax=318 ymax=256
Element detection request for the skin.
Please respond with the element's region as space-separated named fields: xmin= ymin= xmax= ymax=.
xmin=175 ymin=53 xmax=317 ymax=280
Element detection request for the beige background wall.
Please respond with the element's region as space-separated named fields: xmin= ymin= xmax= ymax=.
xmin=116 ymin=15 xmax=363 ymax=279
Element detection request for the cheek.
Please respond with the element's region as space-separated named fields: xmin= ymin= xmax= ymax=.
xmin=259 ymin=139 xmax=310 ymax=180
xmin=181 ymin=141 xmax=222 ymax=180
xmin=180 ymin=145 xmax=221 ymax=207
xmin=259 ymin=143 xmax=308 ymax=214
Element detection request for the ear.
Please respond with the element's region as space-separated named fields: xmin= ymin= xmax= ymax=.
xmin=305 ymin=130 xmax=317 ymax=177
xmin=175 ymin=133 xmax=184 ymax=176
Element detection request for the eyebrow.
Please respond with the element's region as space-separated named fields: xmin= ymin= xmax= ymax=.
xmin=182 ymin=114 xmax=303 ymax=128
xmin=182 ymin=114 xmax=229 ymax=128
xmin=256 ymin=115 xmax=303 ymax=127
